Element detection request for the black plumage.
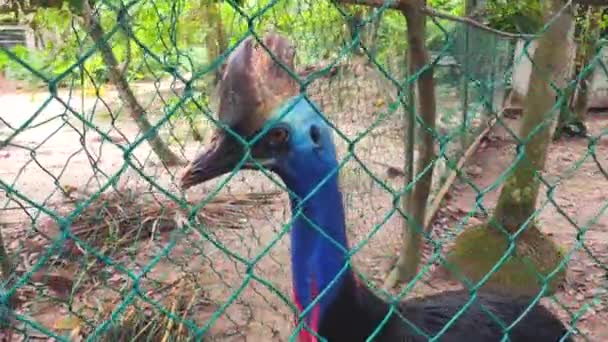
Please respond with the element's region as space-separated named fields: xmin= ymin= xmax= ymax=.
xmin=319 ymin=275 xmax=572 ymax=341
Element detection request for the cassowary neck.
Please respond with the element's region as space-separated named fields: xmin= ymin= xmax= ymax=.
xmin=283 ymin=169 xmax=352 ymax=339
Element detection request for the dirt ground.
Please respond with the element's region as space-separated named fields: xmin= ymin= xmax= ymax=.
xmin=428 ymin=112 xmax=608 ymax=341
xmin=1 ymin=68 xmax=607 ymax=341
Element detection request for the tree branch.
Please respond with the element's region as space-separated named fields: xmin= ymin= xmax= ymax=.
xmin=335 ymin=0 xmax=534 ymax=38
xmin=335 ymin=0 xmax=605 ymax=39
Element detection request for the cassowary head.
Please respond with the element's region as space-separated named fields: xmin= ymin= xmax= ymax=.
xmin=180 ymin=34 xmax=337 ymax=190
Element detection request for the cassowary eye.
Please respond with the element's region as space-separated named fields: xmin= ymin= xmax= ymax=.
xmin=310 ymin=125 xmax=321 ymax=145
xmin=268 ymin=127 xmax=289 ymax=146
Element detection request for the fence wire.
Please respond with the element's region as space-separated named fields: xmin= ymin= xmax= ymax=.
xmin=0 ymin=0 xmax=607 ymax=341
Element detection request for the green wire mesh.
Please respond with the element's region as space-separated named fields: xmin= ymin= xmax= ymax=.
xmin=0 ymin=0 xmax=607 ymax=341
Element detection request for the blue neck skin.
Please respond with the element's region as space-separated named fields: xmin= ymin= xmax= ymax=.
xmin=281 ymin=165 xmax=351 ymax=328
xmin=266 ymin=97 xmax=352 ymax=333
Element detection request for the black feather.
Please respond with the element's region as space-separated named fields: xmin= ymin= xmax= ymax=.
xmin=318 ymin=276 xmax=572 ymax=341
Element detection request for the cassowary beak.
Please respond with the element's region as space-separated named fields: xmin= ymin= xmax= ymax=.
xmin=180 ymin=130 xmax=278 ymax=190
xmin=179 ymin=33 xmax=297 ymax=190
xmin=180 ymin=132 xmax=244 ymax=190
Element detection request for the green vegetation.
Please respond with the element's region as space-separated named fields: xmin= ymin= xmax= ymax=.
xmin=0 ymin=1 xmax=466 ymax=86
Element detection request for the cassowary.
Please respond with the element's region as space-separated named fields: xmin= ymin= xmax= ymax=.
xmin=180 ymin=34 xmax=572 ymax=342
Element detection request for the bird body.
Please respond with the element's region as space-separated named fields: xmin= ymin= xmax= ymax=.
xmin=180 ymin=34 xmax=572 ymax=342
xmin=268 ymin=99 xmax=572 ymax=342
xmin=318 ymin=274 xmax=572 ymax=341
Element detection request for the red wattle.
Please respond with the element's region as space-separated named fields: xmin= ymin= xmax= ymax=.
xmin=293 ymin=288 xmax=319 ymax=342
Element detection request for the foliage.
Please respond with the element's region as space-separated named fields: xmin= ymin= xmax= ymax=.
xmin=429 ymin=0 xmax=464 ymax=16
xmin=0 ymin=0 xmax=470 ymax=87
xmin=1 ymin=45 xmax=47 ymax=82
xmin=1 ymin=0 xmax=207 ymax=85
xmin=483 ymin=0 xmax=608 ymax=36
xmin=483 ymin=0 xmax=544 ymax=34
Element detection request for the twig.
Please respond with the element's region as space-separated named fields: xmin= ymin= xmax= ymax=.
xmin=422 ymin=7 xmax=536 ymax=39
xmin=592 ymin=152 xmax=608 ymax=181
xmin=161 ymin=295 xmax=178 ymax=342
xmin=176 ymin=286 xmax=198 ymax=338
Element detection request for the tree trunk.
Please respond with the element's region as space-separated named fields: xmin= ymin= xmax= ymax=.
xmin=186 ymin=0 xmax=227 ymax=142
xmin=444 ymin=0 xmax=574 ymax=297
xmin=367 ymin=9 xmax=384 ymax=61
xmin=347 ymin=7 xmax=365 ymax=56
xmin=459 ymin=0 xmax=476 ymax=150
xmin=203 ymin=0 xmax=227 ymax=84
xmin=82 ymin=1 xmax=184 ymax=166
xmin=0 ymin=226 xmax=11 ymax=282
xmin=0 ymin=219 xmax=14 ymax=321
xmin=493 ymin=0 xmax=574 ymax=231
xmin=556 ymin=7 xmax=602 ymax=137
xmin=573 ymin=7 xmax=603 ymax=118
xmin=384 ymin=0 xmax=437 ymax=288
xmin=555 ymin=83 xmax=576 ymax=137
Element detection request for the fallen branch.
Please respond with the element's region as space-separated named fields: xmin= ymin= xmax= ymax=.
xmin=422 ymin=110 xmax=504 ymax=233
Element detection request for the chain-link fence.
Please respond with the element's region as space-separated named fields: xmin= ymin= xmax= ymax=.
xmin=0 ymin=0 xmax=607 ymax=341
